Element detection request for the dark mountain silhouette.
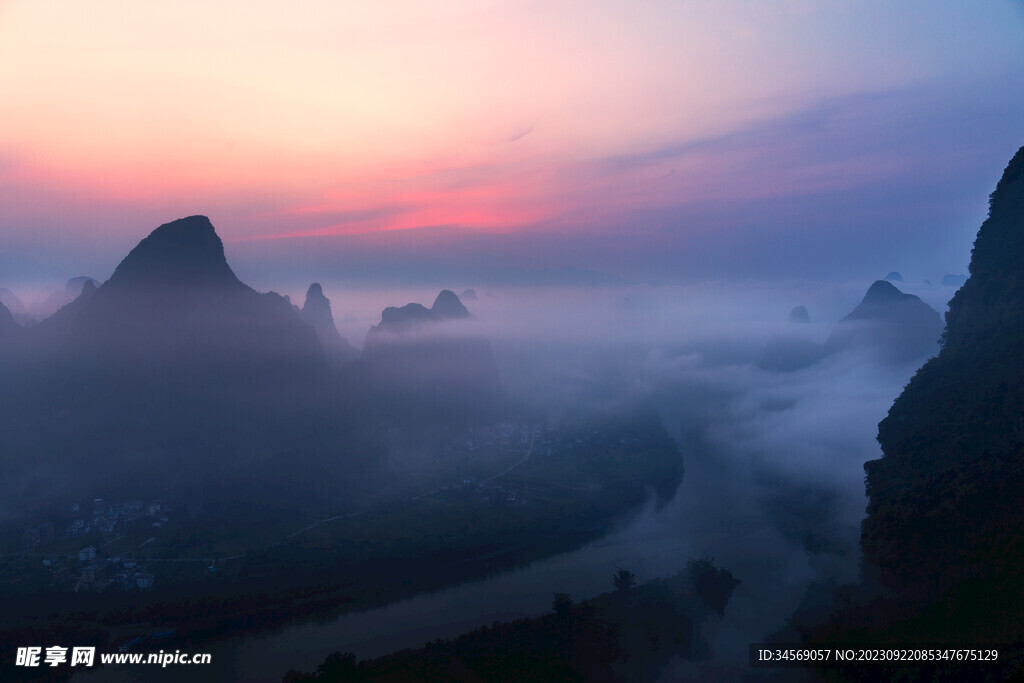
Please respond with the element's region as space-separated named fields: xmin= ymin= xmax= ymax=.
xmin=788 ymin=305 xmax=810 ymax=323
xmin=300 ymin=283 xmax=357 ymax=364
xmin=0 ymin=216 xmax=377 ymax=512
xmin=35 ymin=216 xmax=321 ymax=369
xmin=107 ymin=218 xmax=239 ymax=289
xmin=822 ymin=280 xmax=943 ymax=362
xmin=373 ymin=289 xmax=471 ymax=331
xmin=857 ymin=145 xmax=1024 ymax=642
xmin=364 ymin=290 xmax=499 ymax=423
xmin=759 ymin=283 xmax=941 ymax=372
xmin=430 ymin=288 xmax=471 ymax=319
xmin=380 ymin=302 xmax=430 ymax=326
xmin=839 ymin=280 xmax=934 ymax=324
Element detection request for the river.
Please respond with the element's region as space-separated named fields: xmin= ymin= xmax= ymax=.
xmin=74 ymin=436 xmax=854 ymax=682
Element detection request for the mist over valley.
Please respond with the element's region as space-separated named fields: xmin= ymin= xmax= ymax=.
xmin=2 ymin=3 xmax=1023 ymax=677
xmin=0 ymin=212 xmax=966 ymax=680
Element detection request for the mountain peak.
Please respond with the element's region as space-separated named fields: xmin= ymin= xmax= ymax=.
xmin=305 ymin=283 xmax=326 ymax=301
xmin=105 ymin=216 xmax=243 ymax=290
xmin=788 ymin=305 xmax=810 ymax=323
xmin=375 ymin=290 xmax=472 ymax=330
xmin=862 ymin=279 xmax=903 ymax=304
xmin=823 ymin=280 xmax=942 ymax=363
xmin=842 ymin=280 xmax=940 ymax=325
xmin=300 ymin=282 xmax=355 ymax=362
xmin=840 ymin=280 xmax=928 ymax=323
xmin=431 ymin=290 xmax=470 ymax=319
xmin=301 ymin=282 xmax=334 ymax=326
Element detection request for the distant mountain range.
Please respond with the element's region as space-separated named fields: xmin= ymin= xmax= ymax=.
xmin=758 ymin=279 xmax=943 ymax=372
xmin=0 ymin=216 xmax=498 ymax=513
xmin=823 ymin=279 xmax=943 ymax=361
xmin=370 ymin=288 xmax=471 ymax=332
xmin=363 ymin=289 xmax=500 ymax=423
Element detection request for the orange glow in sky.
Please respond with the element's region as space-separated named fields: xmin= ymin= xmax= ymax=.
xmin=1 ymin=0 xmax=1022 ymax=283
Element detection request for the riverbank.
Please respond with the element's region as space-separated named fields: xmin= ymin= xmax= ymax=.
xmin=282 ymin=559 xmax=740 ymax=682
xmin=0 ymin=412 xmax=681 ymax=681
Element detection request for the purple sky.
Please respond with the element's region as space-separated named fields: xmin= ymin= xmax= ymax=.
xmin=1 ymin=2 xmax=1022 ymax=294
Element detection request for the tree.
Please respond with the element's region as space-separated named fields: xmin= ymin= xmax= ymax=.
xmin=613 ymin=568 xmax=635 ymax=596
xmin=552 ymin=592 xmax=573 ymax=619
xmin=317 ymin=651 xmax=361 ymax=680
xmin=688 ymin=558 xmax=740 ymax=615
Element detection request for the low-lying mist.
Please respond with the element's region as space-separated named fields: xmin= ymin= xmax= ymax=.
xmin=260 ymin=277 xmax=944 ymax=672
xmin=337 ymin=279 xmax=945 ymax=664
xmin=2 ymin=271 xmax=953 ymax=661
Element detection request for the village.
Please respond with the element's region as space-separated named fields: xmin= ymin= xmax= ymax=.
xmin=21 ymin=495 xmax=175 ymax=593
xmin=9 ymin=421 xmax=654 ymax=597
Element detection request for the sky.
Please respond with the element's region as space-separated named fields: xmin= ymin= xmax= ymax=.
xmin=2 ymin=1 xmax=1023 ymax=293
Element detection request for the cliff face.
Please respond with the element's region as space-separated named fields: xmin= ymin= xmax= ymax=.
xmin=863 ymin=146 xmax=1024 ymax=593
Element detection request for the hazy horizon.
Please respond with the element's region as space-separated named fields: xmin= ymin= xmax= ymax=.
xmin=2 ymin=2 xmax=1023 ymax=291
xmin=2 ymin=3 xmax=1023 ymax=679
